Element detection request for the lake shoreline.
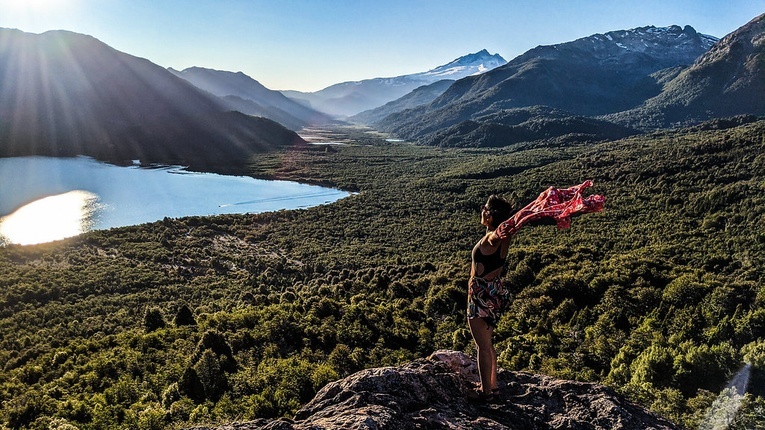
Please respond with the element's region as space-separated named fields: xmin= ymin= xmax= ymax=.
xmin=0 ymin=155 xmax=351 ymax=246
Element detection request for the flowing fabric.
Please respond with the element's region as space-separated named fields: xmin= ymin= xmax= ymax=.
xmin=496 ymin=180 xmax=605 ymax=239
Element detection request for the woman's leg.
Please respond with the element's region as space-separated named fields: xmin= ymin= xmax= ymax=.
xmin=490 ymin=342 xmax=498 ymax=391
xmin=468 ymin=317 xmax=494 ymax=394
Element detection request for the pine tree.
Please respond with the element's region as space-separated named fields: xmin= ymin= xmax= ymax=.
xmin=178 ymin=367 xmax=205 ymax=404
xmin=143 ymin=307 xmax=166 ymax=332
xmin=193 ymin=350 xmax=228 ymax=401
xmin=174 ymin=303 xmax=196 ymax=326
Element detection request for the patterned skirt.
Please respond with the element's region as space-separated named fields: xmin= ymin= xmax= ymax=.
xmin=467 ymin=276 xmax=510 ymax=327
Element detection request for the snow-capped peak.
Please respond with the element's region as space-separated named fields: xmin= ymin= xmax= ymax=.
xmin=412 ymin=49 xmax=507 ymax=82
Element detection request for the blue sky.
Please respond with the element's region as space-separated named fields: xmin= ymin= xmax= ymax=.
xmin=0 ymin=0 xmax=762 ymax=92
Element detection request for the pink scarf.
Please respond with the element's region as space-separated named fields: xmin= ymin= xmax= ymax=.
xmin=496 ymin=180 xmax=605 ymax=239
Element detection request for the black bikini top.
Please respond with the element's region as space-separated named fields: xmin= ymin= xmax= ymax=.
xmin=472 ymin=239 xmax=505 ymax=276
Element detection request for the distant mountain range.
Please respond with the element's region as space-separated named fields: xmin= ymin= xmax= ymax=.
xmin=371 ymin=14 xmax=765 ymax=147
xmin=169 ymin=67 xmax=335 ymax=131
xmin=373 ymin=24 xmax=722 ymax=146
xmin=349 ymin=79 xmax=456 ymax=125
xmin=282 ymin=49 xmax=506 ymax=117
xmin=2 ymin=13 xmax=763 ymax=163
xmin=606 ymin=13 xmax=765 ymax=128
xmin=0 ymin=29 xmax=304 ymax=171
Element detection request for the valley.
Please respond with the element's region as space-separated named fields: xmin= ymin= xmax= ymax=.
xmin=1 ymin=120 xmax=764 ymax=429
xmin=1 ymin=10 xmax=765 ymax=430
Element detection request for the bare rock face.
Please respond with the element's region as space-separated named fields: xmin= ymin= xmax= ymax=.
xmin=187 ymin=350 xmax=680 ymax=430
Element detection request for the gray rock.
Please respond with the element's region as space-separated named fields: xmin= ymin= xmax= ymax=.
xmin=187 ymin=350 xmax=680 ymax=430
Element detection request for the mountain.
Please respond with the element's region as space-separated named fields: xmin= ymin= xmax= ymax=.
xmin=377 ymin=25 xmax=718 ymax=143
xmin=417 ymin=105 xmax=639 ymax=148
xmin=169 ymin=67 xmax=335 ymax=130
xmin=407 ymin=49 xmax=507 ymax=81
xmin=606 ymin=13 xmax=765 ymax=129
xmin=282 ymin=49 xmax=506 ymax=117
xmin=0 ymin=29 xmax=304 ymax=171
xmin=188 ymin=351 xmax=680 ymax=430
xmin=349 ymin=79 xmax=455 ymax=125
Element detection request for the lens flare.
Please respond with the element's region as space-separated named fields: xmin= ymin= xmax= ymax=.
xmin=698 ymin=363 xmax=752 ymax=430
xmin=0 ymin=190 xmax=101 ymax=245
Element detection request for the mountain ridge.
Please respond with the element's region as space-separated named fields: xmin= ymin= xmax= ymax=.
xmin=605 ymin=13 xmax=765 ymax=128
xmin=349 ymin=79 xmax=456 ymax=125
xmin=282 ymin=49 xmax=506 ymax=117
xmin=375 ymin=24 xmax=719 ymax=144
xmin=408 ymin=48 xmax=506 ymax=81
xmin=169 ymin=67 xmax=335 ymax=130
xmin=418 ymin=105 xmax=640 ymax=148
xmin=0 ymin=28 xmax=304 ymax=172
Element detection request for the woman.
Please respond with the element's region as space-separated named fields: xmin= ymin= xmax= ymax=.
xmin=467 ymin=194 xmax=513 ymax=400
xmin=465 ymin=181 xmax=605 ymax=400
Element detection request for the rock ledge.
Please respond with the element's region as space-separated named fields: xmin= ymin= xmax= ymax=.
xmin=187 ymin=350 xmax=679 ymax=430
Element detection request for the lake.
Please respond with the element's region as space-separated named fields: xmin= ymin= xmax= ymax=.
xmin=0 ymin=156 xmax=350 ymax=246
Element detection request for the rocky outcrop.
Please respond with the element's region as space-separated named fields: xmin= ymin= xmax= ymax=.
xmin=188 ymin=350 xmax=679 ymax=430
xmin=607 ymin=13 xmax=765 ymax=128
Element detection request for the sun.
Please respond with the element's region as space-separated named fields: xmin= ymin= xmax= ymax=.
xmin=0 ymin=0 xmax=76 ymax=18
xmin=0 ymin=0 xmax=68 ymax=10
xmin=0 ymin=0 xmax=82 ymax=35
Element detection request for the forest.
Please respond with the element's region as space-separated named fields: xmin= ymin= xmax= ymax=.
xmin=0 ymin=118 xmax=764 ymax=429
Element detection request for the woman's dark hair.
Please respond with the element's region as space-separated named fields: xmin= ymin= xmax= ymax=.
xmin=486 ymin=195 xmax=513 ymax=230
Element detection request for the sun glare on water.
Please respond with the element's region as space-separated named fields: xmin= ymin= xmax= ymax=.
xmin=0 ymin=190 xmax=101 ymax=246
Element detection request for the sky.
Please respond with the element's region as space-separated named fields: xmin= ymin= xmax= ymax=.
xmin=0 ymin=0 xmax=763 ymax=92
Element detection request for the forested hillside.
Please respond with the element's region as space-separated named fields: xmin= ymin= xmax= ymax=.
xmin=0 ymin=29 xmax=304 ymax=171
xmin=1 ymin=120 xmax=764 ymax=429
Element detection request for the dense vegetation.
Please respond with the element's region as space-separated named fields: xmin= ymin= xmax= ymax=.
xmin=416 ymin=106 xmax=638 ymax=148
xmin=1 ymin=120 xmax=764 ymax=429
